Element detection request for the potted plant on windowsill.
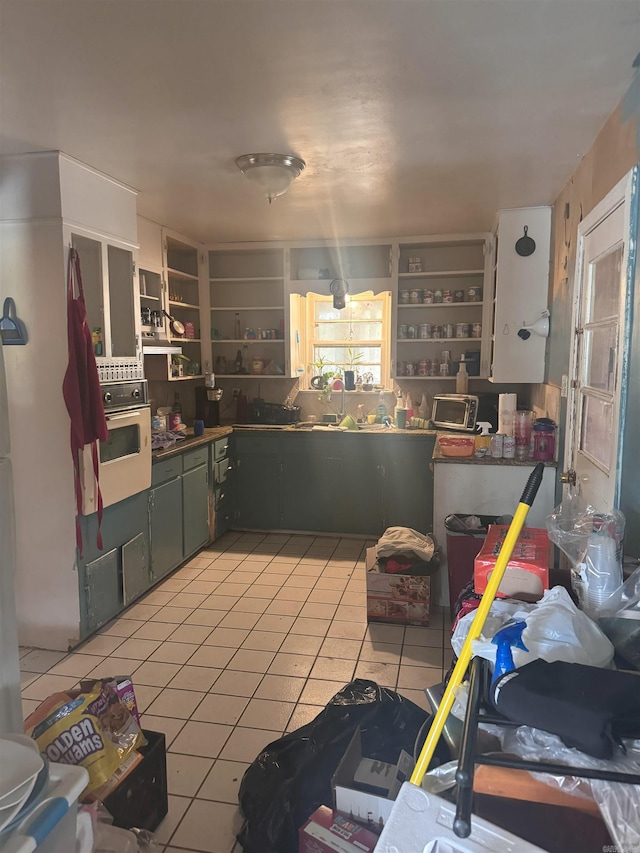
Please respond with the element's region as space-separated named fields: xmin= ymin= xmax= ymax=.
xmin=309 ymin=355 xmax=338 ymax=391
xmin=361 ymin=371 xmax=374 ymax=392
xmin=344 ymin=347 xmax=364 ymax=391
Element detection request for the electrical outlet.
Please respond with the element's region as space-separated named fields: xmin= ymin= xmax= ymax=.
xmin=232 ymin=388 xmax=240 ymax=401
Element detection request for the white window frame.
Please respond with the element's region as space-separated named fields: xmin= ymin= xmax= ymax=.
xmin=306 ymin=290 xmax=391 ymax=387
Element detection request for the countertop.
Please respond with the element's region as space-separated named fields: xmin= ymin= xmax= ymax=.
xmin=432 ymin=442 xmax=557 ymax=466
xmin=152 ymin=423 xmax=436 ymax=461
xmin=152 ymin=426 xmax=232 ymax=461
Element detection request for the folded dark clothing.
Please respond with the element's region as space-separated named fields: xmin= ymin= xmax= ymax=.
xmin=492 ymin=659 xmax=640 ymax=759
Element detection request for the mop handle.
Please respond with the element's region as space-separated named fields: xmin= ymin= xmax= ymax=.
xmin=410 ymin=463 xmax=545 ymax=786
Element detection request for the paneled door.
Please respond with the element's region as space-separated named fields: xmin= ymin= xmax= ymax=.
xmin=564 ymin=169 xmax=636 ymax=511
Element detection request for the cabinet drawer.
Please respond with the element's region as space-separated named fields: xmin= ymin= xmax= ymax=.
xmin=183 ymin=445 xmax=210 ymax=472
xmin=214 ymin=457 xmax=232 ymax=486
xmin=235 ymin=434 xmax=280 ymax=455
xmin=214 ymin=484 xmax=231 ymax=510
xmin=213 ymin=437 xmax=230 ymax=461
xmin=152 ymin=456 xmax=183 ymax=486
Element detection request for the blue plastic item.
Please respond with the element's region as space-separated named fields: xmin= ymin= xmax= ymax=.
xmin=491 ymin=619 xmax=528 ymax=685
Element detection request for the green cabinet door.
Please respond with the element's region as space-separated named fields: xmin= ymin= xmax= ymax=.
xmin=150 ymin=477 xmax=183 ymax=581
xmin=183 ymin=464 xmax=211 ymax=557
xmin=337 ymin=449 xmax=384 ymax=535
xmin=235 ymin=453 xmax=281 ymax=529
xmin=383 ymin=436 xmax=435 ymax=533
xmin=281 ymin=435 xmax=334 ymax=531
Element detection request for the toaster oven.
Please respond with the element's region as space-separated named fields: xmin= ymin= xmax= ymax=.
xmin=431 ymin=394 xmax=479 ymax=432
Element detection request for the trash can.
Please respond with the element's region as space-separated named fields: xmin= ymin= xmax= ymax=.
xmin=444 ymin=514 xmax=506 ymax=615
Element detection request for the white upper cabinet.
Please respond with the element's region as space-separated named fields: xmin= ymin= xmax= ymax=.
xmin=137 ymin=216 xmax=164 ymax=272
xmin=490 ymin=207 xmax=551 ymax=384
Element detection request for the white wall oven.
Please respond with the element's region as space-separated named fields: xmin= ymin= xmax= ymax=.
xmin=80 ymin=379 xmax=151 ymax=515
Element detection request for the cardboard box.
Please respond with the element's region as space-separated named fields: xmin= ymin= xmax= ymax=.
xmin=299 ymin=806 xmax=378 ymax=853
xmin=474 ymin=525 xmax=550 ymax=600
xmin=332 ymin=727 xmax=414 ymax=834
xmin=366 ymin=546 xmax=430 ymax=626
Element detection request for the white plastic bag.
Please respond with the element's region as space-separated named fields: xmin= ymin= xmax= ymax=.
xmin=451 ymin=587 xmax=614 ymax=670
xmin=498 ymin=726 xmax=640 ymax=853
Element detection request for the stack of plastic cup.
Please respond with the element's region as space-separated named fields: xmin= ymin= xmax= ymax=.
xmin=514 ymin=410 xmax=533 ymax=461
xmin=583 ymin=520 xmax=622 ymax=618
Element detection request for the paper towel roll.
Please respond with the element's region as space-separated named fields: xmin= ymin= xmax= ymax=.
xmin=499 ymin=393 xmax=517 ymax=436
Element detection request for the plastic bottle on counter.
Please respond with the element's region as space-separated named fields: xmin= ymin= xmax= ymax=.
xmin=405 ymin=394 xmax=414 ymax=421
xmin=455 ymin=355 xmax=469 ymax=394
xmin=375 ymin=393 xmax=388 ymax=423
xmin=168 ymin=392 xmax=182 ymax=430
xmin=475 ymin=422 xmax=492 ymax=457
xmin=418 ymin=393 xmax=429 ymax=419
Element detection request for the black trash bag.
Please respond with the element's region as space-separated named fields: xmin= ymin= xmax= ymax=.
xmin=237 ymin=678 xmax=446 ymax=853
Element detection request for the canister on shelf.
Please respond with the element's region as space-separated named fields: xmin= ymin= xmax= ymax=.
xmin=441 ymin=350 xmax=451 ymax=363
xmin=439 ymin=361 xmax=450 ymax=377
xmin=423 ymin=289 xmax=435 ymax=304
xmin=408 ymin=257 xmax=423 ymax=273
xmin=428 ymin=360 xmax=438 ymax=376
xmin=443 ymin=289 xmax=453 ymax=303
xmin=397 ymin=361 xmax=406 ymax=376
xmin=454 ymin=289 xmax=465 ymax=302
xmin=433 ymin=289 xmax=444 ymax=303
xmin=471 ymin=323 xmax=482 ymax=338
xmin=455 ymin=323 xmax=470 ymax=338
xmin=398 ymin=324 xmax=409 ymax=339
xmin=399 ymin=290 xmax=410 ymax=304
xmin=406 ymin=361 xmax=416 ymax=376
xmin=444 ymin=323 xmax=455 ymax=339
xmin=418 ymin=323 xmax=431 ymax=339
xmin=409 ymin=289 xmax=422 ymax=304
xmin=407 ymin=324 xmax=417 ymax=339
xmin=490 ymin=433 xmax=505 ymax=458
xmin=418 ymin=359 xmax=430 ymax=376
xmin=502 ymin=434 xmax=516 ymax=459
xmin=467 ymin=287 xmax=482 ymax=302
xmin=432 ymin=325 xmax=443 ymax=339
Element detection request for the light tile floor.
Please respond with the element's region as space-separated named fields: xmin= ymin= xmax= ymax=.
xmin=20 ymin=532 xmax=452 ymax=853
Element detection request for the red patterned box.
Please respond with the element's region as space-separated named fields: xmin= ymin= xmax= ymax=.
xmin=299 ymin=806 xmax=378 ymax=853
xmin=474 ymin=525 xmax=550 ymax=600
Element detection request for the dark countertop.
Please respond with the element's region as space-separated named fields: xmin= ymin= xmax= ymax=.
xmin=432 ymin=442 xmax=557 ymax=466
xmin=153 ymin=423 xmax=436 ymax=461
xmin=152 ymin=426 xmax=232 ymax=461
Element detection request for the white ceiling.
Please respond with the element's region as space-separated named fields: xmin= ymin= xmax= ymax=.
xmin=1 ymin=0 xmax=638 ymax=244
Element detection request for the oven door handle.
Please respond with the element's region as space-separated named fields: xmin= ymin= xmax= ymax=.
xmin=105 ymin=410 xmax=145 ymax=422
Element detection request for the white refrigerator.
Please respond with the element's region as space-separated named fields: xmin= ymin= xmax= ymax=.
xmin=0 ymin=337 xmax=23 ymax=734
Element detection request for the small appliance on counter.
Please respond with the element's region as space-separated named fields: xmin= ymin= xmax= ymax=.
xmin=431 ymin=393 xmax=498 ymax=432
xmin=251 ymin=401 xmax=301 ymax=424
xmin=195 ymin=384 xmax=223 ymax=427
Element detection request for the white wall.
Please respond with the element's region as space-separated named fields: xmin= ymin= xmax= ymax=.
xmin=0 ymin=220 xmax=80 ymax=649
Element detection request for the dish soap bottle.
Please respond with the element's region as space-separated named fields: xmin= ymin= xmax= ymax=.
xmin=375 ymin=393 xmax=388 ymax=423
xmin=456 ymin=354 xmax=469 ymax=394
xmin=418 ymin=393 xmax=429 ymax=419
xmin=475 ymin=421 xmax=492 ymax=457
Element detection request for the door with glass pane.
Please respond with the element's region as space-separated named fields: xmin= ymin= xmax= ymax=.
xmin=565 ymin=173 xmax=633 ymax=511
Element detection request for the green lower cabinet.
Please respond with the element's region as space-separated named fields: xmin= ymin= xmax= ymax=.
xmin=235 ymin=452 xmax=281 ymax=529
xmin=281 ymin=449 xmax=335 ymax=531
xmin=150 ymin=477 xmax=184 ymax=581
xmin=337 ymin=452 xmax=384 ymax=535
xmin=78 ymin=490 xmax=151 ymax=638
xmin=382 ymin=436 xmax=435 ymax=533
xmin=183 ymin=464 xmax=210 ymax=557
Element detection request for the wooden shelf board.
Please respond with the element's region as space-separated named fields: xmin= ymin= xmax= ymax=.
xmin=167 ymin=267 xmax=199 ymax=281
xmin=398 ymin=269 xmax=484 ymax=279
xmin=398 ymin=337 xmax=482 ymax=344
xmin=397 ymin=302 xmax=483 ymax=309
xmin=169 ymin=300 xmax=200 ymax=309
xmin=140 ymin=293 xmax=161 ymax=301
xmin=212 ymin=339 xmax=285 ymax=344
xmin=210 ymin=276 xmax=284 ymax=283
xmin=211 ymin=306 xmax=285 ymax=311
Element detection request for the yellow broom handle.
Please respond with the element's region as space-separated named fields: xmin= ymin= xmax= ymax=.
xmin=410 ymin=463 xmax=544 ymax=786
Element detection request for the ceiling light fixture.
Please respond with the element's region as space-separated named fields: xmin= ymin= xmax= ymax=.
xmin=235 ymin=153 xmax=306 ymax=203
